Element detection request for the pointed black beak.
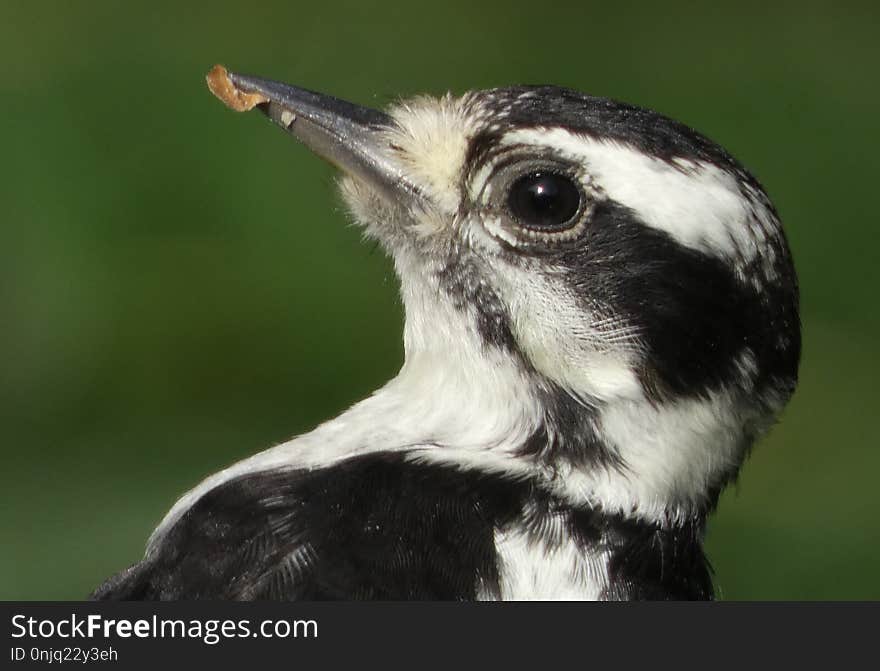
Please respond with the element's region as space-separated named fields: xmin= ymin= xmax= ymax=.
xmin=214 ymin=68 xmax=420 ymax=203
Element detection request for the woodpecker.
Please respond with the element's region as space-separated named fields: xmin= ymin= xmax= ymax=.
xmin=92 ymin=67 xmax=800 ymax=600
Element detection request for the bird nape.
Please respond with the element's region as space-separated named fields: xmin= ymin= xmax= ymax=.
xmin=91 ymin=66 xmax=800 ymax=601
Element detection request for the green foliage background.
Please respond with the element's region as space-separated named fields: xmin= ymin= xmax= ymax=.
xmin=2 ymin=0 xmax=877 ymax=599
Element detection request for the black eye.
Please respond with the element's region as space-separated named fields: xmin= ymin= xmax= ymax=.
xmin=507 ymin=172 xmax=582 ymax=230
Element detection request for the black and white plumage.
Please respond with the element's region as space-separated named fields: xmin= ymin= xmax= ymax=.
xmin=92 ymin=71 xmax=800 ymax=601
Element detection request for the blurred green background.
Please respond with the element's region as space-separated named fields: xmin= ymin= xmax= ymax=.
xmin=2 ymin=0 xmax=877 ymax=600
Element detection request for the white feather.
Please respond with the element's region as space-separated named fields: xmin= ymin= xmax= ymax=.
xmin=149 ymin=92 xmax=776 ymax=579
xmin=499 ymin=128 xmax=777 ymax=275
xmin=492 ymin=521 xmax=608 ymax=601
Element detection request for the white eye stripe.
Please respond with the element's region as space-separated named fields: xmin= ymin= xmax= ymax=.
xmin=499 ymin=128 xmax=780 ymax=276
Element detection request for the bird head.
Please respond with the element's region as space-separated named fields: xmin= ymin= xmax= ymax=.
xmin=210 ymin=69 xmax=800 ymax=524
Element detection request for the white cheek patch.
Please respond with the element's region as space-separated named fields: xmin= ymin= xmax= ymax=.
xmin=500 ymin=128 xmax=775 ymax=269
xmin=492 ymin=264 xmax=643 ymax=402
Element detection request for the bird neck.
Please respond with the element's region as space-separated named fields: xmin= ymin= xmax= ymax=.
xmin=387 ymin=254 xmax=734 ymax=525
xmin=153 ymin=265 xmax=737 ymax=545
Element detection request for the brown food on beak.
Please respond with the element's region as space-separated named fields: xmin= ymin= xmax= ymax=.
xmin=206 ymin=64 xmax=268 ymax=112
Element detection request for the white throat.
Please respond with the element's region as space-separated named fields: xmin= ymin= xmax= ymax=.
xmin=149 ymin=247 xmax=753 ymax=549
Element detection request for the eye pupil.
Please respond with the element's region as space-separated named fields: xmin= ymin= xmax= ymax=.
xmin=508 ymin=172 xmax=581 ymax=229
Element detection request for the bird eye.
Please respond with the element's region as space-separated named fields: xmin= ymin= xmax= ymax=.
xmin=507 ymin=172 xmax=582 ymax=230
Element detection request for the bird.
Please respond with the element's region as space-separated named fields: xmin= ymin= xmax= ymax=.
xmin=91 ymin=66 xmax=800 ymax=601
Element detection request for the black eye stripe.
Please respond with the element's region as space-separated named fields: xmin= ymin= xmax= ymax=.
xmin=508 ymin=172 xmax=582 ymax=230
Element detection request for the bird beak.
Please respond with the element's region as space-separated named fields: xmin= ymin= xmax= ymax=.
xmin=207 ymin=66 xmax=420 ymax=204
